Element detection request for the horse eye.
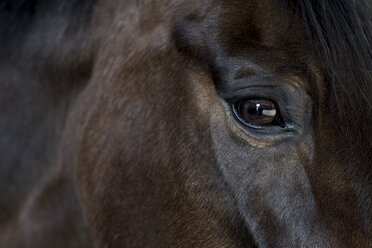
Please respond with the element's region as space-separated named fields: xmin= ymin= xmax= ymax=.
xmin=232 ymin=99 xmax=280 ymax=127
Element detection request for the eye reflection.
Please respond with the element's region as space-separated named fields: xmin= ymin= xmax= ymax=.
xmin=233 ymin=99 xmax=279 ymax=127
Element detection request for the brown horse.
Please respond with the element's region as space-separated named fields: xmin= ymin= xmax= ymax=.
xmin=0 ymin=0 xmax=371 ymax=247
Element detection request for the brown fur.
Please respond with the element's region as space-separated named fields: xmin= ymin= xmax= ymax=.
xmin=0 ymin=0 xmax=371 ymax=247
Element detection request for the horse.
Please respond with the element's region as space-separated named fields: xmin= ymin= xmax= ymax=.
xmin=0 ymin=0 xmax=371 ymax=247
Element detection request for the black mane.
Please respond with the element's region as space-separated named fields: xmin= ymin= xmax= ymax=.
xmin=287 ymin=0 xmax=372 ymax=114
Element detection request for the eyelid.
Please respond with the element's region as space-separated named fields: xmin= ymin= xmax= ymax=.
xmin=223 ymin=85 xmax=298 ymax=125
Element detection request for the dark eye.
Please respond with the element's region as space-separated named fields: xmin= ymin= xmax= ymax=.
xmin=232 ymin=99 xmax=282 ymax=127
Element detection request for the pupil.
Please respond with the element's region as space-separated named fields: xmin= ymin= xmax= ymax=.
xmin=257 ymin=105 xmax=263 ymax=116
xmin=247 ymin=106 xmax=257 ymax=115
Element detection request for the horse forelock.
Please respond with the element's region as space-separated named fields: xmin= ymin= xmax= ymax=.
xmin=286 ymin=0 xmax=372 ymax=116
